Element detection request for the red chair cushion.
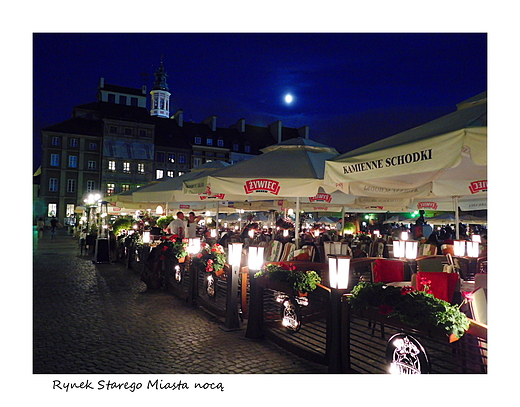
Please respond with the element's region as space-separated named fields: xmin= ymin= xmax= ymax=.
xmin=373 ymin=259 xmax=404 ymax=283
xmin=416 ymin=271 xmax=459 ymax=303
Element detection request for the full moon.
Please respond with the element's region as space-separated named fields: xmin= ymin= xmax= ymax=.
xmin=284 ymin=94 xmax=293 ymax=104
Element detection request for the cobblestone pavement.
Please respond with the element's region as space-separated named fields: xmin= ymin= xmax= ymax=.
xmin=33 ymin=230 xmax=328 ymax=374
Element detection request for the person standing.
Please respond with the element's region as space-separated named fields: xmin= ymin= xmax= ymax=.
xmin=37 ymin=217 xmax=45 ymax=239
xmin=167 ymin=211 xmax=187 ymax=238
xmin=50 ymin=217 xmax=62 ymax=240
xmin=186 ymin=212 xmax=203 ymax=238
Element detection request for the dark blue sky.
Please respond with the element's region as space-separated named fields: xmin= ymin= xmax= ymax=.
xmin=33 ymin=33 xmax=487 ymax=171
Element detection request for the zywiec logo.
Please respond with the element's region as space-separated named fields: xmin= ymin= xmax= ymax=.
xmin=179 ymin=204 xmax=191 ymax=209
xmin=309 ymin=193 xmax=333 ymax=203
xmin=469 ymin=180 xmax=487 ymax=194
xmin=244 ymin=179 xmax=280 ymax=195
xmin=199 ymin=193 xmax=226 ymax=200
xmin=417 ymin=202 xmax=438 ymax=210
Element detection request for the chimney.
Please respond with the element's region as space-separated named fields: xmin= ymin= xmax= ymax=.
xmin=203 ymin=115 xmax=217 ymax=131
xmin=268 ymin=120 xmax=283 ymax=143
xmin=231 ymin=118 xmax=246 ymax=133
xmin=99 ymin=77 xmax=105 ymax=88
xmin=172 ymin=109 xmax=184 ymax=127
xmin=298 ymin=125 xmax=310 ymax=139
xmin=141 ymin=85 xmax=147 ymax=95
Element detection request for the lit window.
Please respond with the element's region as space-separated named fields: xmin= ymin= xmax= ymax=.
xmin=217 ymin=139 xmax=224 ymax=147
xmin=206 ymin=138 xmax=213 ymax=146
xmin=51 ymin=137 xmax=60 ymax=146
xmin=50 ymin=154 xmax=60 ymax=167
xmin=47 ymin=203 xmax=57 ymax=217
xmin=67 ymin=179 xmax=76 ymax=193
xmin=66 ymin=204 xmax=75 ymax=217
xmin=195 ymin=137 xmax=201 ymax=145
xmin=178 ymin=171 xmax=186 ymax=177
xmin=108 ymin=160 xmax=116 ymax=171
xmin=123 ymin=162 xmax=131 ymax=173
xmin=87 ymin=180 xmax=95 ymax=192
xmin=69 ymin=155 xmax=78 ymax=168
xmin=137 ymin=163 xmax=145 ymax=174
xmin=193 ymin=157 xmax=202 ymax=167
xmin=106 ymin=183 xmax=115 ymax=195
xmin=168 ymin=154 xmax=175 ymax=163
xmin=156 ymin=169 xmax=164 ymax=179
xmin=70 ymin=138 xmax=78 ymax=147
xmin=233 ymin=143 xmax=239 ymax=151
xmin=88 ymin=161 xmax=96 ymax=170
xmin=49 ymin=178 xmax=58 ymax=192
xmin=167 ymin=170 xmax=174 ymax=178
xmin=121 ymin=184 xmax=131 ymax=191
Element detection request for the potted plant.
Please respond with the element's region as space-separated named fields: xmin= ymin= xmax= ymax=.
xmin=194 ymin=243 xmax=227 ymax=276
xmin=254 ymin=262 xmax=322 ymax=295
xmin=349 ymin=282 xmax=471 ymax=341
xmin=158 ymin=235 xmax=188 ymax=261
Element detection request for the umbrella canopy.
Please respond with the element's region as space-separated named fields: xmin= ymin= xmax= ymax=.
xmin=324 ymin=93 xmax=487 ymax=200
xmin=383 ymin=214 xmax=414 ymax=224
xmin=183 ymin=138 xmax=340 ymax=198
xmin=132 ymin=161 xmax=241 ymax=203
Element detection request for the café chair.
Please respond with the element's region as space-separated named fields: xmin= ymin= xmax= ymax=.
xmin=474 ymin=273 xmax=487 ymax=297
xmin=441 ymin=244 xmax=455 ymax=255
xmin=416 ymin=271 xmax=460 ymax=304
xmin=371 ymin=258 xmax=406 ymax=283
xmin=369 ymin=240 xmax=385 ymax=257
xmin=419 ymin=243 xmax=437 ymax=256
xmin=265 ymin=240 xmax=283 ymax=262
xmin=416 ymin=255 xmax=447 ymax=272
xmin=300 ymin=245 xmax=316 ymax=262
xmin=279 ymin=242 xmax=296 ymax=262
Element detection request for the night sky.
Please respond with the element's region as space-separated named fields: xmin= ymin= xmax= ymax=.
xmin=33 ymin=32 xmax=487 ymax=171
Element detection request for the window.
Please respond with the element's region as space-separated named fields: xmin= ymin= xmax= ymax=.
xmin=89 ymin=142 xmax=97 ymax=150
xmin=156 ymin=169 xmax=164 ymax=179
xmin=68 ymin=155 xmax=78 ymax=168
xmin=206 ymin=138 xmax=213 ymax=146
xmin=206 ymin=152 xmax=214 ymax=157
xmin=137 ymin=163 xmax=145 ymax=174
xmin=167 ymin=170 xmax=174 ymax=178
xmin=120 ymin=95 xmax=127 ymax=105
xmin=233 ymin=143 xmax=239 ymax=151
xmin=179 ymin=154 xmax=186 ymax=164
xmin=66 ymin=204 xmax=75 ymax=217
xmin=86 ymin=180 xmax=95 ymax=192
xmin=51 ymin=137 xmax=60 ymax=146
xmin=87 ymin=160 xmax=97 ymax=170
xmin=49 ymin=178 xmax=58 ymax=192
xmin=139 ymin=129 xmax=147 ymax=137
xmin=47 ymin=203 xmax=57 ymax=217
xmin=106 ymin=183 xmax=115 ymax=195
xmin=168 ymin=153 xmax=175 ymax=163
xmin=123 ymin=162 xmax=131 ymax=173
xmin=131 ymin=97 xmax=138 ymax=106
xmin=156 ymin=152 xmax=165 ymax=162
xmin=108 ymin=94 xmax=116 ymax=103
xmin=244 ymin=145 xmax=251 ymax=153
xmin=121 ymin=184 xmax=131 ymax=191
xmin=124 ymin=127 xmax=132 ymax=135
xmin=195 ymin=137 xmax=201 ymax=145
xmin=108 ymin=160 xmax=116 ymax=171
xmin=70 ymin=138 xmax=78 ymax=147
xmin=217 ymin=139 xmax=224 ymax=147
xmin=50 ymin=154 xmax=60 ymax=167
xmin=193 ymin=157 xmax=202 ymax=168
xmin=67 ymin=179 xmax=76 ymax=193
xmin=109 ymin=126 xmax=118 ymax=133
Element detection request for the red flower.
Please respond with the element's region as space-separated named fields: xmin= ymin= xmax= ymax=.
xmin=378 ymin=304 xmax=394 ymax=315
xmin=401 ymin=286 xmax=414 ymax=295
xmin=462 ymin=291 xmax=474 ymax=302
xmin=160 ymin=255 xmax=166 ymax=261
xmin=420 ymin=278 xmax=432 ymax=286
xmin=162 ymin=245 xmax=169 ymax=251
xmin=280 ymin=262 xmax=295 ymax=271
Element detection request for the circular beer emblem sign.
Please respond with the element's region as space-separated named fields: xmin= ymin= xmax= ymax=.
xmin=386 ymin=333 xmax=430 ymax=374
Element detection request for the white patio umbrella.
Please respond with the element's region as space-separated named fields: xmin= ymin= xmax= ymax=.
xmin=324 ymin=92 xmax=487 ymax=238
xmin=183 ymin=137 xmax=340 ymax=247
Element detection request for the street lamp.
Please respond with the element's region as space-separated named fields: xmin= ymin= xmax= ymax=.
xmin=248 ymin=246 xmax=264 ymax=271
xmin=187 ymin=237 xmax=201 ymax=255
xmin=223 ymin=242 xmax=243 ymax=331
xmin=245 ymin=245 xmax=265 ymax=340
xmin=328 ymin=255 xmax=350 ymax=290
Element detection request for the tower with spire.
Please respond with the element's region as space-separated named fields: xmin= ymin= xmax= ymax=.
xmin=150 ymin=59 xmax=171 ymax=118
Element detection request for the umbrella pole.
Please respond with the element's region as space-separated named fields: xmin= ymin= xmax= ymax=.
xmin=216 ymin=201 xmax=220 ymax=238
xmin=454 ymin=196 xmax=460 ymax=240
xmin=295 ymin=197 xmax=301 ymax=249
